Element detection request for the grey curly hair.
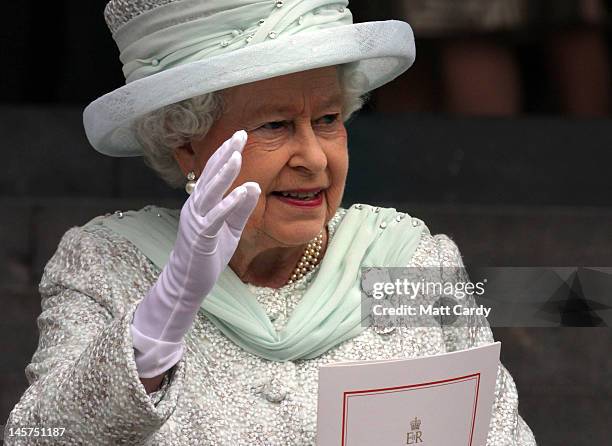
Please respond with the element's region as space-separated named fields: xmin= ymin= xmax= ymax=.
xmin=134 ymin=65 xmax=369 ymax=189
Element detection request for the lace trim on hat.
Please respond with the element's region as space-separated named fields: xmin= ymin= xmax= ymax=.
xmin=105 ymin=0 xmax=183 ymax=34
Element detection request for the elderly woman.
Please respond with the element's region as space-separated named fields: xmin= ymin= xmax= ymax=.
xmin=5 ymin=1 xmax=536 ymax=445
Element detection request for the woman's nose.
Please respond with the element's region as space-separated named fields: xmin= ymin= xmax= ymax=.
xmin=287 ymin=123 xmax=328 ymax=172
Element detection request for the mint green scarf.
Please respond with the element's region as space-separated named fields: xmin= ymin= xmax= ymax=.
xmin=85 ymin=204 xmax=425 ymax=361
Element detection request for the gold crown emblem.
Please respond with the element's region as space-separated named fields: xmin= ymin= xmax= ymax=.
xmin=410 ymin=417 xmax=421 ymax=431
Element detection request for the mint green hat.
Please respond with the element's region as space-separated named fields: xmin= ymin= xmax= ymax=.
xmin=84 ymin=0 xmax=416 ymax=157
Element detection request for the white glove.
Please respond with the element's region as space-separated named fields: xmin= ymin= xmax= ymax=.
xmin=130 ymin=130 xmax=261 ymax=378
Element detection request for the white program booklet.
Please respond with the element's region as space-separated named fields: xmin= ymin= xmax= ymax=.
xmin=317 ymin=342 xmax=501 ymax=446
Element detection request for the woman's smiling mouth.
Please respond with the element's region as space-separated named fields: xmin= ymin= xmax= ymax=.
xmin=271 ymin=188 xmax=325 ymax=207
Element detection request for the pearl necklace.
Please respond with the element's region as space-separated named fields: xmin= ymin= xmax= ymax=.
xmin=286 ymin=229 xmax=325 ymax=284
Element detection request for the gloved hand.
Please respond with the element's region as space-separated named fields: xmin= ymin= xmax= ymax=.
xmin=130 ymin=130 xmax=261 ymax=378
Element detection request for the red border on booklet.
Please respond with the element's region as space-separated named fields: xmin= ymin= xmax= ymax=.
xmin=340 ymin=373 xmax=481 ymax=446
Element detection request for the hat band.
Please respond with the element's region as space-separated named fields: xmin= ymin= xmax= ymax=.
xmin=116 ymin=0 xmax=352 ymax=83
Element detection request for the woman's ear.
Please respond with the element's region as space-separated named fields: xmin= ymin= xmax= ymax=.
xmin=172 ymin=142 xmax=196 ymax=176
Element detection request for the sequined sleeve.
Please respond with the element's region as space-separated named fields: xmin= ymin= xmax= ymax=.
xmin=4 ymin=225 xmax=186 ymax=445
xmin=434 ymin=234 xmax=537 ymax=446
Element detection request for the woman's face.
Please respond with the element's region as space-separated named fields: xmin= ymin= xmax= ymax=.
xmin=184 ymin=66 xmax=348 ymax=248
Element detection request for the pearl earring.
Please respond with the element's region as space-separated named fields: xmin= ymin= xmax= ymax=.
xmin=185 ymin=171 xmax=197 ymax=195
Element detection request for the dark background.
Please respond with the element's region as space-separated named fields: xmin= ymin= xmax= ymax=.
xmin=2 ymin=1 xmax=612 ymax=445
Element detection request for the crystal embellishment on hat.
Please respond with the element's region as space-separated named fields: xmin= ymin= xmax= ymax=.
xmin=107 ymin=0 xmax=360 ymax=84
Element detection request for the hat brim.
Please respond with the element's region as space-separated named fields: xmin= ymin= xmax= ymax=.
xmin=83 ymin=20 xmax=415 ymax=157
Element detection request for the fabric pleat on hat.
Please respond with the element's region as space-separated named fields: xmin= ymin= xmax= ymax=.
xmin=116 ymin=0 xmax=352 ymax=82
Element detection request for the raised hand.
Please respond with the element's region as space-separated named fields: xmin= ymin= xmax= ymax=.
xmin=131 ymin=130 xmax=261 ymax=378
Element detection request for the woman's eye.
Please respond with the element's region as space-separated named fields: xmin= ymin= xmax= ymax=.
xmin=259 ymin=121 xmax=287 ymax=131
xmin=255 ymin=115 xmax=339 ymax=132
xmin=317 ymin=114 xmax=340 ymax=125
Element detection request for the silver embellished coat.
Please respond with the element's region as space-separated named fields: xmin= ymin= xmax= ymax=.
xmin=4 ymin=205 xmax=536 ymax=445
